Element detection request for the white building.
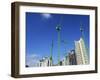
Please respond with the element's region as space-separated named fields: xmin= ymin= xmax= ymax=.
xmin=75 ymin=37 xmax=89 ymax=65
xmin=62 ymin=55 xmax=69 ymax=66
xmin=39 ymin=57 xmax=52 ymax=67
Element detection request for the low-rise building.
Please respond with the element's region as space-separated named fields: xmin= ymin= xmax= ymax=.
xmin=62 ymin=55 xmax=69 ymax=66
xmin=39 ymin=57 xmax=52 ymax=67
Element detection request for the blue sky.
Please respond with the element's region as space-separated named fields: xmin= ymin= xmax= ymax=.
xmin=25 ymin=12 xmax=89 ymax=67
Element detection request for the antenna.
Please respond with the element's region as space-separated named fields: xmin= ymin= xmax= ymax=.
xmin=80 ymin=23 xmax=84 ymax=38
xmin=59 ymin=16 xmax=63 ymax=26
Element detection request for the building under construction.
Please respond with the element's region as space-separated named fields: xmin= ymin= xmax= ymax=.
xmin=37 ymin=22 xmax=89 ymax=67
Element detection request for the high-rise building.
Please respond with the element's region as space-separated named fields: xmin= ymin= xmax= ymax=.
xmin=69 ymin=50 xmax=77 ymax=65
xmin=75 ymin=37 xmax=89 ymax=65
xmin=62 ymin=50 xmax=77 ymax=66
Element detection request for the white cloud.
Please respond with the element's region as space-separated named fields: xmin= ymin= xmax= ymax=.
xmin=41 ymin=13 xmax=52 ymax=19
xmin=26 ymin=54 xmax=40 ymax=67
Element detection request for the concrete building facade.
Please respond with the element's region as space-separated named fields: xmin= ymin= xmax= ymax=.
xmin=39 ymin=57 xmax=52 ymax=67
xmin=69 ymin=50 xmax=77 ymax=65
xmin=75 ymin=37 xmax=89 ymax=65
xmin=62 ymin=55 xmax=69 ymax=66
